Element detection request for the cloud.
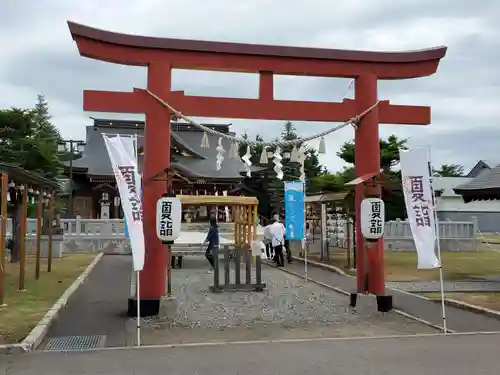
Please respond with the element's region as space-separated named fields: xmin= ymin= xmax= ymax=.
xmin=0 ymin=0 xmax=498 ymax=173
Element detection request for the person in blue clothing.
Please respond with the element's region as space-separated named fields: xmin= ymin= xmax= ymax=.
xmin=204 ymin=216 xmax=219 ymax=270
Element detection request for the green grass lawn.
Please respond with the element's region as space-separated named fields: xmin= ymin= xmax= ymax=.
xmin=310 ymin=250 xmax=500 ymax=282
xmin=0 ymin=253 xmax=96 ymax=344
xmin=478 ymin=234 xmax=500 ymax=244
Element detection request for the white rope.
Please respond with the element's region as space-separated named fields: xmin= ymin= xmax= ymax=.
xmin=144 ymin=89 xmax=379 ymax=148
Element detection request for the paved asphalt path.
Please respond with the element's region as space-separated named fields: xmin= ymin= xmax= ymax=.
xmin=42 ymin=254 xmax=133 ymax=348
xmin=280 ymin=259 xmax=500 ymax=332
xmin=1 ymin=333 xmax=499 ymax=374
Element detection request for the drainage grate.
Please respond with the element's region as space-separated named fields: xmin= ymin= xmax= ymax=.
xmin=44 ymin=335 xmax=107 ymax=351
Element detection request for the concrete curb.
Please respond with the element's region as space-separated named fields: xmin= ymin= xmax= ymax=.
xmin=292 ymin=256 xmax=352 ymax=277
xmin=0 ymin=252 xmax=104 ymax=355
xmin=428 ymin=297 xmax=500 ymax=320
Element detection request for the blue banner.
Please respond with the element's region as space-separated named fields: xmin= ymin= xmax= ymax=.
xmin=284 ymin=181 xmax=305 ymax=240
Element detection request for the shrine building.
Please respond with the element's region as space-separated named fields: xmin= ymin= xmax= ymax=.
xmin=65 ymin=118 xmax=252 ymax=220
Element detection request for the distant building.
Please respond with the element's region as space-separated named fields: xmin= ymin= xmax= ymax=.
xmin=436 ymin=160 xmax=500 ymax=233
xmin=465 ymin=159 xmax=500 ymax=178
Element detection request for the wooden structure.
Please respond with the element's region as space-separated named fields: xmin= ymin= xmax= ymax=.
xmin=305 ymin=192 xmax=353 ymax=266
xmin=176 ymin=195 xmax=265 ymax=293
xmin=68 ymin=20 xmax=446 ymax=315
xmin=0 ymin=163 xmax=60 ymax=305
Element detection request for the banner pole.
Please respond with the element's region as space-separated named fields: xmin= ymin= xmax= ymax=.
xmin=303 ymin=181 xmax=307 ymax=284
xmin=427 ymin=147 xmax=447 ymax=334
xmin=304 ymin=241 xmax=308 ymax=284
xmin=136 ymin=270 xmax=141 ymax=346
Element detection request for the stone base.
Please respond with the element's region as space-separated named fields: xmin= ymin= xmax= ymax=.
xmin=127 ymin=297 xmax=161 ymax=317
xmin=26 ymin=236 xmax=63 ymax=258
xmin=376 ymin=295 xmax=393 ymax=312
xmin=128 ymin=296 xmax=179 ymax=317
xmin=61 ymin=237 xmax=132 ymax=255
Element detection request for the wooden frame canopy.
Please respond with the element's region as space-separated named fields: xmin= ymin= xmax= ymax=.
xmin=0 ymin=164 xmax=59 ymax=306
xmin=176 ymin=194 xmax=258 ymax=248
xmin=305 ymin=192 xmax=349 ymax=203
xmin=0 ymin=163 xmax=61 ymax=190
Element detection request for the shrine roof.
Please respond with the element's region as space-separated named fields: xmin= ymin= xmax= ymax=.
xmin=68 ymin=21 xmax=446 ymax=64
xmin=453 ymin=166 xmax=500 ymax=202
xmin=70 ymin=119 xmax=248 ymax=180
xmin=432 ymin=177 xmax=472 ymax=197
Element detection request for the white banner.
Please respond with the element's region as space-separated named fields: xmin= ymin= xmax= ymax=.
xmin=103 ymin=135 xmax=145 ymax=271
xmin=400 ymin=148 xmax=440 ymax=269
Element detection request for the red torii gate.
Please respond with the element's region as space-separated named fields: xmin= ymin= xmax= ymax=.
xmin=68 ymin=21 xmax=446 ymax=316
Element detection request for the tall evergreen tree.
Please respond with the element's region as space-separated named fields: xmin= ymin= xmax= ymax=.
xmin=336 ymin=134 xmax=408 ymax=220
xmin=0 ymin=108 xmax=35 ymax=166
xmin=31 ymin=94 xmax=63 ymax=178
xmin=237 ymin=121 xmax=326 ymax=218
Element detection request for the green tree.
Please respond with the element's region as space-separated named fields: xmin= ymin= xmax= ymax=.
xmin=336 ymin=135 xmax=408 ymax=220
xmin=0 ymin=107 xmax=35 ymax=166
xmin=0 ymin=98 xmax=63 ymax=261
xmin=239 ymin=121 xmax=325 ymax=219
xmin=31 ymin=95 xmax=63 ymax=179
xmin=310 ymin=166 xmax=356 ymax=193
xmin=0 ymin=97 xmax=63 ymax=178
xmin=281 ymin=121 xmax=297 ymax=140
xmin=337 ymin=134 xmax=408 ymax=172
xmin=433 ymin=164 xmax=465 ymax=177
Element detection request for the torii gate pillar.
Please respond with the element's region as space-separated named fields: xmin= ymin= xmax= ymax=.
xmin=354 ymin=74 xmax=384 ymax=295
xmin=138 ymin=63 xmax=173 ymax=314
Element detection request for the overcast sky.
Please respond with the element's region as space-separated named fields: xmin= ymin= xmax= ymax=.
xmin=1 ymin=0 xmax=498 ymax=173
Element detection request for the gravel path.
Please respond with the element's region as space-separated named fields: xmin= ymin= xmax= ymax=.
xmin=140 ymin=257 xmax=436 ymax=345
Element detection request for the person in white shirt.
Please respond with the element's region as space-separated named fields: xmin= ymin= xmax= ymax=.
xmin=268 ymin=213 xmax=286 ymax=267
xmin=263 ymin=222 xmax=274 ymax=260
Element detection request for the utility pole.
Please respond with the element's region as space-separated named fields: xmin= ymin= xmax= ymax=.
xmin=57 ymin=140 xmax=85 ymax=218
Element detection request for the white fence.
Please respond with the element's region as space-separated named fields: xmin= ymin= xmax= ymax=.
xmin=4 ymin=217 xmax=477 ymax=240
xmin=5 ymin=217 xmax=126 ymax=237
xmin=384 ymin=219 xmax=476 ymax=239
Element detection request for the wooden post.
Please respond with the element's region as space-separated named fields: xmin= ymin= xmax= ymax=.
xmin=254 ymin=204 xmax=262 ymax=287
xmin=253 ymin=204 xmax=258 ymax=242
xmin=234 ymin=206 xmax=239 ymax=247
xmin=0 ymin=173 xmax=7 ymax=305
xmin=241 ymin=206 xmax=246 ymax=246
xmin=246 ymin=205 xmax=252 ymax=248
xmin=18 ymin=185 xmax=28 ymax=291
xmin=47 ymin=193 xmax=54 ymax=273
xmin=240 ymin=206 xmax=244 ymax=247
xmin=166 ymin=245 xmax=172 ymax=297
xmin=244 ymin=206 xmax=251 ymax=284
xmin=35 ymin=190 xmax=43 ymax=280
